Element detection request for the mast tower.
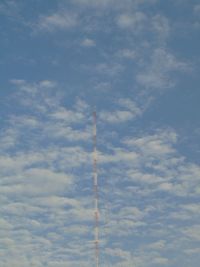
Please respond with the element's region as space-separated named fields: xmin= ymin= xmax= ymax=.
xmin=93 ymin=111 xmax=99 ymax=267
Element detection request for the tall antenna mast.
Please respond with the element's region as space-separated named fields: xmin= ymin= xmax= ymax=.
xmin=93 ymin=111 xmax=99 ymax=267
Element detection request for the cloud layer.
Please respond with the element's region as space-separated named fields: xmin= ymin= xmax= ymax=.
xmin=0 ymin=0 xmax=199 ymax=266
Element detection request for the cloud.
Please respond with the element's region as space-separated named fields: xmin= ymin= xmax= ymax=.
xmin=117 ymin=49 xmax=136 ymax=59
xmin=72 ymin=0 xmax=129 ymax=9
xmin=100 ymin=110 xmax=134 ymax=123
xmin=0 ymin=0 xmax=21 ymax=19
xmin=118 ymin=98 xmax=143 ymax=114
xmin=146 ymin=240 xmax=166 ymax=250
xmin=95 ymin=62 xmax=124 ymax=76
xmin=117 ymin=12 xmax=147 ymax=31
xmin=7 ymin=81 xmax=91 ymax=143
xmin=99 ymin=98 xmax=142 ymax=123
xmin=124 ymin=129 xmax=177 ymax=156
xmin=193 ymin=4 xmax=200 ymax=28
xmin=80 ymin=60 xmax=124 ymax=77
xmin=152 ymin=257 xmax=169 ymax=265
xmin=182 ymin=203 xmax=200 ymax=214
xmin=170 ymin=203 xmax=200 ymax=221
xmin=50 ymin=107 xmax=85 ymax=123
xmin=152 ymin=14 xmax=170 ymax=41
xmin=39 ymin=80 xmax=57 ymax=88
xmin=73 ymin=0 xmax=115 ymax=7
xmin=183 ymin=225 xmax=200 ymax=241
xmin=115 ymin=11 xmax=169 ymax=43
xmin=81 ymin=38 xmax=96 ymax=47
xmin=98 ymin=127 xmax=200 ymax=200
xmin=1 ymin=80 xmax=200 ymax=267
xmin=0 ymin=168 xmax=73 ymax=197
xmin=1 ymin=0 xmax=199 ymax=265
xmin=72 ymin=0 xmax=157 ymax=9
xmin=0 ymin=128 xmax=19 ymax=150
xmin=185 ymin=247 xmax=200 ymax=255
xmin=194 ymin=4 xmax=200 ymax=15
xmin=36 ymin=11 xmax=78 ymax=32
xmin=136 ymin=48 xmax=189 ymax=90
xmin=10 ymin=79 xmax=26 ymax=85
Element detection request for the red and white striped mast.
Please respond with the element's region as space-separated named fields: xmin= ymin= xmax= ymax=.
xmin=93 ymin=111 xmax=99 ymax=267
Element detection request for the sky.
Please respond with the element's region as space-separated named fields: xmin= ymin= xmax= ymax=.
xmin=0 ymin=0 xmax=200 ymax=266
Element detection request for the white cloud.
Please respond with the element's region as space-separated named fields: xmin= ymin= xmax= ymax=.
xmin=37 ymin=11 xmax=78 ymax=32
xmin=152 ymin=14 xmax=170 ymax=41
xmin=0 ymin=218 xmax=12 ymax=230
xmin=99 ymin=98 xmax=142 ymax=123
xmin=124 ymin=129 xmax=177 ymax=156
xmin=39 ymin=80 xmax=57 ymax=88
xmin=80 ymin=61 xmax=124 ymax=77
xmin=185 ymin=247 xmax=200 ymax=255
xmin=194 ymin=4 xmax=200 ymax=15
xmin=117 ymin=12 xmax=147 ymax=31
xmin=0 ymin=0 xmax=21 ymax=19
xmin=152 ymin=257 xmax=169 ymax=265
xmin=95 ymin=62 xmax=124 ymax=76
xmin=1 ymin=80 xmax=200 ymax=267
xmin=99 ymin=128 xmax=200 ymax=199
xmin=117 ymin=48 xmax=136 ymax=59
xmin=1 ymin=0 xmax=199 ymax=265
xmin=118 ymin=98 xmax=142 ymax=114
xmin=0 ymin=128 xmax=18 ymax=150
xmin=50 ymin=107 xmax=84 ymax=123
xmin=9 ymin=115 xmax=40 ymax=129
xmin=81 ymin=38 xmax=96 ymax=47
xmin=94 ymin=82 xmax=112 ymax=91
xmin=43 ymin=122 xmax=91 ymax=141
xmin=183 ymin=225 xmax=200 ymax=241
xmin=170 ymin=203 xmax=200 ymax=221
xmin=136 ymin=48 xmax=189 ymax=90
xmin=73 ymin=0 xmax=130 ymax=9
xmin=0 ymin=168 xmax=73 ymax=197
xmin=193 ymin=4 xmax=200 ymax=28
xmin=75 ymin=99 xmax=89 ymax=113
xmin=73 ymin=0 xmax=157 ymax=9
xmin=158 ymin=182 xmax=173 ymax=191
xmin=182 ymin=203 xmax=200 ymax=214
xmin=117 ymin=206 xmax=145 ymax=221
xmin=105 ymin=247 xmax=131 ymax=260
xmin=100 ymin=110 xmax=134 ymax=123
xmin=127 ymin=172 xmax=164 ymax=185
xmin=7 ymin=81 xmax=91 ymax=143
xmin=10 ymin=79 xmax=26 ymax=85
xmin=99 ymin=148 xmax=138 ymax=167
xmin=33 ymin=196 xmax=80 ymax=209
xmin=146 ymin=240 xmax=166 ymax=250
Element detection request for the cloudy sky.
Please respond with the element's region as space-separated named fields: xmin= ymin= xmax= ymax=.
xmin=0 ymin=0 xmax=200 ymax=266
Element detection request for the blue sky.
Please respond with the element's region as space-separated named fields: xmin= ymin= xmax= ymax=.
xmin=0 ymin=0 xmax=200 ymax=266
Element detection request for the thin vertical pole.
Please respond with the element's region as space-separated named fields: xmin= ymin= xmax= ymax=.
xmin=93 ymin=111 xmax=99 ymax=267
